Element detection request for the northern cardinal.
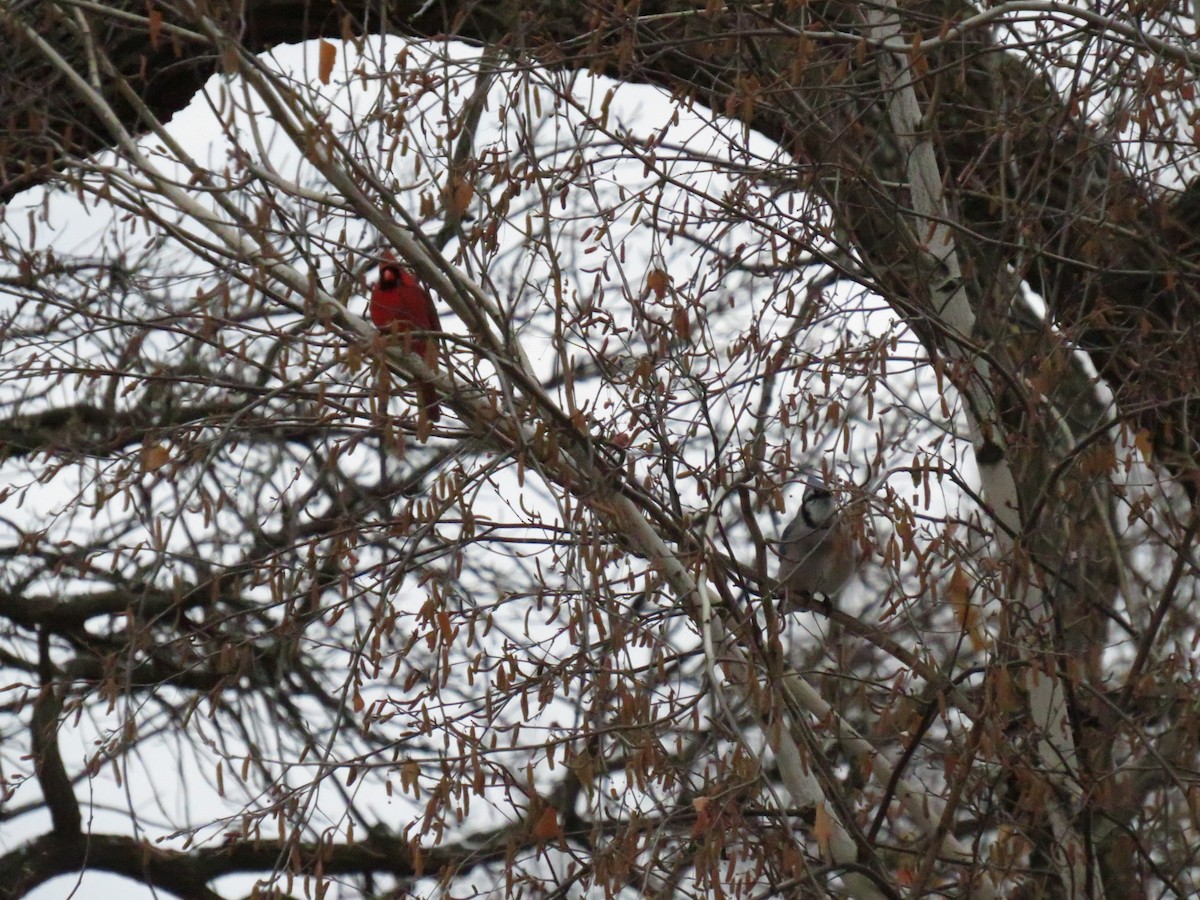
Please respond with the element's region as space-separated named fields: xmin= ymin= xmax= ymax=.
xmin=369 ymin=253 xmax=442 ymax=423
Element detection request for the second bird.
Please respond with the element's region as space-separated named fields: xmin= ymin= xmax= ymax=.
xmin=777 ymin=474 xmax=857 ymax=605
xmin=369 ymin=253 xmax=442 ymax=423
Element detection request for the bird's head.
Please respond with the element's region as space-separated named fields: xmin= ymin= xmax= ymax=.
xmin=377 ymin=251 xmax=421 ymax=290
xmin=377 ymin=249 xmax=404 ymax=286
xmin=379 ymin=262 xmax=402 ymax=287
xmin=800 ymin=474 xmax=838 ymax=529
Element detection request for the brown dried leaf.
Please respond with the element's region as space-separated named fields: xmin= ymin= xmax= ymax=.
xmin=672 ymin=306 xmax=690 ymax=340
xmin=812 ymin=801 xmax=833 ymax=856
xmin=532 ymin=806 xmax=560 ymax=841
xmin=948 ymin=566 xmax=987 ymax=651
xmin=318 ymin=40 xmax=337 ymax=85
xmin=148 ymin=8 xmax=163 ymax=49
xmin=1134 ymin=428 xmax=1153 ymax=462
xmin=1079 ymin=443 xmax=1117 ymax=477
xmin=646 ymin=268 xmax=669 ymax=300
xmin=449 ymin=178 xmax=474 ymax=217
xmin=690 ymin=796 xmax=715 ymax=838
xmin=141 ymin=444 xmax=170 ymax=473
xmin=401 ymin=760 xmax=420 ymax=797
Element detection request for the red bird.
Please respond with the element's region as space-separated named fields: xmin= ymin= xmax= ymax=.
xmin=369 ymin=254 xmax=442 ymax=423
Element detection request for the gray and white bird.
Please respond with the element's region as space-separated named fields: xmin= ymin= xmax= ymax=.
xmin=777 ymin=474 xmax=858 ymax=604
